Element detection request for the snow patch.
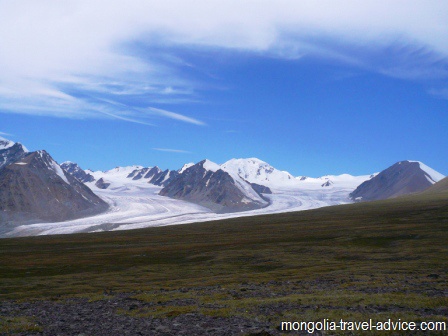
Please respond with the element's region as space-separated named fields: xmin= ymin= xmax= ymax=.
xmin=51 ymin=161 xmax=70 ymax=184
xmin=179 ymin=163 xmax=194 ymax=174
xmin=161 ymin=171 xmax=171 ymax=183
xmin=202 ymin=160 xmax=220 ymax=172
xmin=0 ymin=136 xmax=14 ymax=150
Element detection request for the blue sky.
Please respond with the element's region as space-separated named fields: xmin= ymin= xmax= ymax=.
xmin=1 ymin=1 xmax=447 ymax=177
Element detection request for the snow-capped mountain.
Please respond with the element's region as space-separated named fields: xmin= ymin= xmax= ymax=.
xmin=61 ymin=161 xmax=95 ymax=183
xmin=160 ymin=159 xmax=269 ymax=213
xmin=0 ymin=150 xmax=108 ymax=226
xmin=350 ymin=160 xmax=445 ymax=202
xmin=221 ymin=158 xmax=295 ymax=188
xmin=0 ymin=136 xmax=28 ymax=171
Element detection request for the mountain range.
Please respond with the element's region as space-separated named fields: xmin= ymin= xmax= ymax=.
xmin=0 ymin=136 xmax=445 ymax=237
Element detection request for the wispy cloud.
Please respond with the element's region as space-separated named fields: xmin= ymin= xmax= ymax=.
xmin=153 ymin=148 xmax=192 ymax=154
xmin=146 ymin=107 xmax=206 ymax=126
xmin=0 ymin=0 xmax=447 ymax=121
xmin=97 ymin=110 xmax=156 ymax=127
xmin=0 ymin=131 xmax=13 ymax=136
xmin=92 ymin=98 xmax=204 ymax=126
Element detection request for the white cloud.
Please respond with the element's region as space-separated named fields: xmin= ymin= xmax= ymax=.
xmin=0 ymin=0 xmax=447 ymax=120
xmin=0 ymin=131 xmax=13 ymax=136
xmin=153 ymin=148 xmax=191 ymax=154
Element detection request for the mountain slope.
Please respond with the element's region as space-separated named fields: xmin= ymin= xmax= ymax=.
xmin=350 ymin=161 xmax=444 ymax=201
xmin=422 ymin=177 xmax=448 ymax=194
xmin=0 ymin=150 xmax=108 ymax=225
xmin=159 ymin=159 xmax=268 ymax=213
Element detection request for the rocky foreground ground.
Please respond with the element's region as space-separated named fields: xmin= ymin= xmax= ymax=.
xmin=1 ymin=290 xmax=279 ymax=336
xmin=1 ymin=278 xmax=447 ymax=336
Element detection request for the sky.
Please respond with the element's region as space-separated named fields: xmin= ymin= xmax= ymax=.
xmin=0 ymin=0 xmax=447 ymax=177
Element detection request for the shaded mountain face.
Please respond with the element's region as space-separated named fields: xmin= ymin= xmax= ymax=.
xmin=0 ymin=150 xmax=108 ymax=225
xmin=0 ymin=138 xmax=28 ymax=171
xmin=350 ymin=161 xmax=444 ymax=202
xmin=151 ymin=169 xmax=179 ymax=186
xmin=159 ymin=160 xmax=269 ymax=213
xmin=61 ymin=162 xmax=95 ymax=183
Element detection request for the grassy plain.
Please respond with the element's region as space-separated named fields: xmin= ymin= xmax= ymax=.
xmin=0 ymin=191 xmax=447 ymax=334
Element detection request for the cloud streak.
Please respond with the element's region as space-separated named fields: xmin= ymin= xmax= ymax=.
xmin=146 ymin=107 xmax=206 ymax=126
xmin=153 ymin=148 xmax=192 ymax=154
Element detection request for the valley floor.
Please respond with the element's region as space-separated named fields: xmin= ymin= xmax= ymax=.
xmin=3 ymin=180 xmax=356 ymax=237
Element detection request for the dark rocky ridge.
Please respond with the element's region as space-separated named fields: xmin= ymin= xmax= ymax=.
xmin=0 ymin=150 xmax=108 ymax=226
xmin=159 ymin=160 xmax=268 ymax=213
xmin=151 ymin=169 xmax=179 ymax=186
xmin=127 ymin=166 xmax=179 ymax=186
xmin=350 ymin=161 xmax=437 ymax=202
xmin=61 ymin=161 xmax=95 ymax=183
xmin=95 ymin=177 xmax=111 ymax=189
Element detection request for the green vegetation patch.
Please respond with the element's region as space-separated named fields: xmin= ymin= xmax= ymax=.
xmin=0 ymin=316 xmax=43 ymax=334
